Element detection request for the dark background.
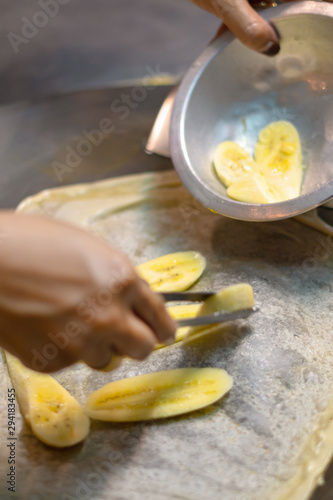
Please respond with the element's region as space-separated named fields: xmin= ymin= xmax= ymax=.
xmin=1 ymin=0 xmax=218 ymax=103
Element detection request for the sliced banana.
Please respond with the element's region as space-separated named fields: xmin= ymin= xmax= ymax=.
xmin=227 ymin=173 xmax=283 ymax=204
xmin=213 ymin=141 xmax=256 ymax=187
xmin=255 ymin=121 xmax=304 ymax=199
xmin=186 ymin=283 xmax=255 ymax=338
xmin=213 ymin=121 xmax=304 ymax=203
xmin=154 ymin=303 xmax=218 ymax=349
xmin=85 ymin=368 xmax=233 ymax=422
xmin=255 ymin=120 xmax=302 ymax=165
xmin=5 ymin=352 xmax=90 ymax=448
xmin=137 ymin=251 xmax=206 ymax=292
xmin=198 ymin=283 xmax=255 ymax=314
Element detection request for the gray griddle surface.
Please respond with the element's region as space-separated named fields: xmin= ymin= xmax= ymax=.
xmin=0 ymin=84 xmax=331 ymax=500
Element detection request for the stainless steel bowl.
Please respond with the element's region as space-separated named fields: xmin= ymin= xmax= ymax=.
xmin=170 ymin=1 xmax=333 ymax=221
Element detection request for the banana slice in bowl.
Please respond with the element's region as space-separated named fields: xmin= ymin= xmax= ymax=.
xmin=213 ymin=142 xmax=256 ymax=187
xmin=255 ymin=121 xmax=304 ymax=200
xmin=227 ymin=172 xmax=283 ymax=204
xmin=213 ymin=121 xmax=305 ymax=204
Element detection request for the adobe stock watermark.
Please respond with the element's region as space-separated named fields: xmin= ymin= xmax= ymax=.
xmin=280 ymin=232 xmax=333 ymax=284
xmin=51 ymin=65 xmax=164 ymax=183
xmin=30 ymin=266 xmax=133 ymax=371
xmin=179 ymin=196 xmax=215 ymax=228
xmin=7 ymin=0 xmax=71 ymax=54
xmin=300 ymin=233 xmax=333 ymax=275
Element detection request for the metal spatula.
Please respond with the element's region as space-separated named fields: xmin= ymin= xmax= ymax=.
xmin=161 ymin=291 xmax=258 ymax=327
xmin=145 ymin=86 xmax=177 ymax=158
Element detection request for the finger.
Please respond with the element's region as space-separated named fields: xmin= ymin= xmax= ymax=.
xmin=5 ymin=346 xmax=67 ymax=374
xmin=209 ymin=22 xmax=228 ymax=45
xmin=131 ymin=280 xmax=177 ymax=344
xmin=96 ymin=354 xmax=123 ymax=372
xmin=212 ymin=0 xmax=280 ymax=55
xmin=84 ymin=348 xmax=121 ymax=371
xmin=7 ymin=329 xmax=81 ymax=373
xmin=109 ymin=314 xmax=157 ymax=361
xmin=20 ymin=350 xmax=77 ymax=373
xmin=76 ymin=324 xmax=115 ymax=370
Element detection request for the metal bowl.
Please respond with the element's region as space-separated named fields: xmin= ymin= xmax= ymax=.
xmin=170 ymin=1 xmax=333 ymax=221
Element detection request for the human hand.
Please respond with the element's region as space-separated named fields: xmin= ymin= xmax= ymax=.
xmin=190 ymin=0 xmax=281 ymax=54
xmin=0 ymin=212 xmax=176 ymax=372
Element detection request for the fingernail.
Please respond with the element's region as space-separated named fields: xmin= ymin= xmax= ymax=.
xmin=269 ymin=22 xmax=281 ymax=41
xmin=261 ymin=21 xmax=281 ymax=56
xmin=262 ymin=40 xmax=280 ymax=56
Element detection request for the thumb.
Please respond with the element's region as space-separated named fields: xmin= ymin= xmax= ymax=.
xmin=212 ymin=0 xmax=280 ymax=55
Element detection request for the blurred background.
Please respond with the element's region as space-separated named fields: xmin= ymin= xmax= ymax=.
xmin=1 ymin=0 xmax=219 ymax=104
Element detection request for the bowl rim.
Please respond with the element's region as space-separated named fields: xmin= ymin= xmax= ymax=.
xmin=170 ymin=1 xmax=333 ymax=221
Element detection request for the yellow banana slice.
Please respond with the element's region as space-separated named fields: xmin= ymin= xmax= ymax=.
xmin=255 ymin=120 xmax=301 ymax=164
xmin=213 ymin=121 xmax=304 ymax=203
xmin=85 ymin=368 xmax=233 ymax=422
xmin=5 ymin=352 xmax=90 ymax=448
xmin=155 ymin=303 xmax=218 ymax=349
xmin=227 ymin=173 xmax=283 ymax=204
xmin=187 ymin=283 xmax=255 ymax=338
xmin=213 ymin=141 xmax=256 ymax=187
xmin=137 ymin=251 xmax=206 ymax=292
xmin=255 ymin=121 xmax=304 ymax=199
xmin=199 ymin=283 xmax=255 ymax=314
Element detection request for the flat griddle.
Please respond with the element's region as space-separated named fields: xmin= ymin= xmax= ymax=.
xmin=0 ymin=85 xmax=332 ymax=500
